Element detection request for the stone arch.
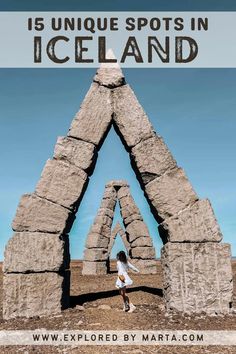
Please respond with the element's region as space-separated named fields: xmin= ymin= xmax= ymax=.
xmin=108 ymin=222 xmax=130 ymax=255
xmin=106 ymin=222 xmax=130 ymax=274
xmin=3 ymin=53 xmax=233 ymax=319
xmin=82 ymin=180 xmax=157 ymax=276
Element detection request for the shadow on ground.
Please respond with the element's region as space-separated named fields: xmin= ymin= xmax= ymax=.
xmin=70 ymin=286 xmax=163 ymax=307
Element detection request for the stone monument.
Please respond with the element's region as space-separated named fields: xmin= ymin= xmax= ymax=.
xmin=3 ymin=51 xmax=233 ymax=319
xmin=82 ymin=180 xmax=157 ymax=275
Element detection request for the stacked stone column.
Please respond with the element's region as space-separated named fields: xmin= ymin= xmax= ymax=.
xmin=107 ymin=222 xmax=130 ymax=273
xmin=112 ymin=80 xmax=233 ymax=314
xmin=82 ymin=180 xmax=157 ymax=275
xmin=82 ymin=184 xmax=116 ymax=275
xmin=116 ymin=184 xmax=157 ymax=274
xmin=3 ymin=79 xmax=113 ymax=319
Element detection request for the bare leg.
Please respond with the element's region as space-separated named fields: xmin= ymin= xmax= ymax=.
xmin=123 ymin=287 xmax=130 ymax=305
xmin=119 ymin=287 xmax=130 ymax=310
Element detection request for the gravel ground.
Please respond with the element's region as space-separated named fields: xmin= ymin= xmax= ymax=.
xmin=0 ymin=260 xmax=235 ymax=354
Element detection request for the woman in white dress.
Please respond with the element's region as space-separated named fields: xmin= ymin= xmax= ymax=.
xmin=115 ymin=251 xmax=139 ymax=312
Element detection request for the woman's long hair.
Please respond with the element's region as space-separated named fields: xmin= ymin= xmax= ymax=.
xmin=116 ymin=251 xmax=127 ymax=264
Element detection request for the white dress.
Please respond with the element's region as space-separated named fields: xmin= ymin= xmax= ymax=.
xmin=115 ymin=260 xmax=139 ymax=289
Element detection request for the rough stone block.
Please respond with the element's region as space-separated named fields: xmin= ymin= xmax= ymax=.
xmin=145 ymin=167 xmax=198 ymax=221
xmin=161 ymin=242 xmax=233 ymax=314
xmin=120 ymin=204 xmax=140 ymax=220
xmin=130 ymin=247 xmax=156 ymax=259
xmin=82 ymin=261 xmax=107 ymax=275
xmin=68 ymin=83 xmax=112 ymax=147
xmin=35 ymin=159 xmax=87 ymax=210
xmin=97 ymin=207 xmax=114 ymax=219
xmin=107 ymin=238 xmax=115 ymax=254
xmin=3 ymin=271 xmax=70 ymax=319
xmin=84 ymin=248 xmax=108 ymax=261
xmin=3 ymin=232 xmax=69 ymax=273
xmin=126 ymin=220 xmax=150 ymax=242
xmin=131 ymin=136 xmax=177 ymax=184
xmin=117 ymin=186 xmax=130 ymax=199
xmin=116 ymin=226 xmax=126 ymax=239
xmin=131 ymin=259 xmax=157 ymax=274
xmin=93 ymin=215 xmax=113 ymax=228
xmin=121 ymin=235 xmax=131 ymax=253
xmin=93 ymin=57 xmax=125 ymax=88
xmin=159 ymin=199 xmax=223 ymax=243
xmin=89 ymin=223 xmax=111 ymax=238
xmin=118 ymin=195 xmax=138 ymax=209
xmin=103 ymin=186 xmax=117 ymax=200
xmin=12 ymin=194 xmax=74 ymax=234
xmin=54 ymin=136 xmax=97 ymax=173
xmin=108 ymin=223 xmax=125 ymax=253
xmin=105 ymin=180 xmax=129 ymax=189
xmin=124 ymin=214 xmax=143 ymax=226
xmin=86 ymin=233 xmax=110 ymax=249
xmin=113 ymin=84 xmax=155 ymax=148
xmin=100 ymin=197 xmax=117 ymax=211
xmin=110 ymin=222 xmax=124 ymax=239
xmin=131 ymin=236 xmax=153 ymax=248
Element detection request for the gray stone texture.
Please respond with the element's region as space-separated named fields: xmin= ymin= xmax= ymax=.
xmin=117 ymin=186 xmax=130 ymax=199
xmin=132 ymin=259 xmax=157 ymax=274
xmin=108 ymin=223 xmax=120 ymax=254
xmin=12 ymin=194 xmax=74 ymax=234
xmin=97 ymin=207 xmax=114 ymax=219
xmin=130 ymin=246 xmax=156 ymax=259
xmin=68 ymin=83 xmax=112 ymax=147
xmin=145 ymin=167 xmax=198 ymax=221
xmin=126 ymin=220 xmax=150 ymax=243
xmin=84 ymin=248 xmax=108 ymax=261
xmin=121 ymin=234 xmax=131 ymax=253
xmin=86 ymin=233 xmax=110 ymax=249
xmin=159 ymin=199 xmax=223 ymax=243
xmin=131 ymin=236 xmax=153 ymax=248
xmin=131 ymin=136 xmax=177 ymax=185
xmin=3 ymin=232 xmax=69 ymax=273
xmin=99 ymin=186 xmax=117 ymax=211
xmin=89 ymin=223 xmax=111 ymax=238
xmin=161 ymin=242 xmax=233 ymax=314
xmin=35 ymin=159 xmax=87 ymax=210
xmin=103 ymin=186 xmax=117 ymax=200
xmin=54 ymin=136 xmax=97 ymax=173
xmin=106 ymin=180 xmax=128 ymax=189
xmin=123 ymin=213 xmax=143 ymax=226
xmin=118 ymin=195 xmax=137 ymax=209
xmin=82 ymin=261 xmax=107 ymax=275
xmin=93 ymin=215 xmax=113 ymax=228
xmin=3 ymin=271 xmax=70 ymax=319
xmin=93 ymin=61 xmax=125 ymax=88
xmin=119 ymin=203 xmax=140 ymax=221
xmin=117 ymin=187 xmax=144 ymax=225
xmin=100 ymin=197 xmax=117 ymax=211
xmin=113 ymin=84 xmax=155 ymax=148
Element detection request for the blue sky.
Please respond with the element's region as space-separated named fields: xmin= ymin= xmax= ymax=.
xmin=0 ymin=1 xmax=236 ymax=259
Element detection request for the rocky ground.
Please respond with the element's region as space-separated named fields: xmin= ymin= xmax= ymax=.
xmin=0 ymin=260 xmax=235 ymax=354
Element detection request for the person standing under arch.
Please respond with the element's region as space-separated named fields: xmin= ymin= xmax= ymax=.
xmin=115 ymin=251 xmax=140 ymax=312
